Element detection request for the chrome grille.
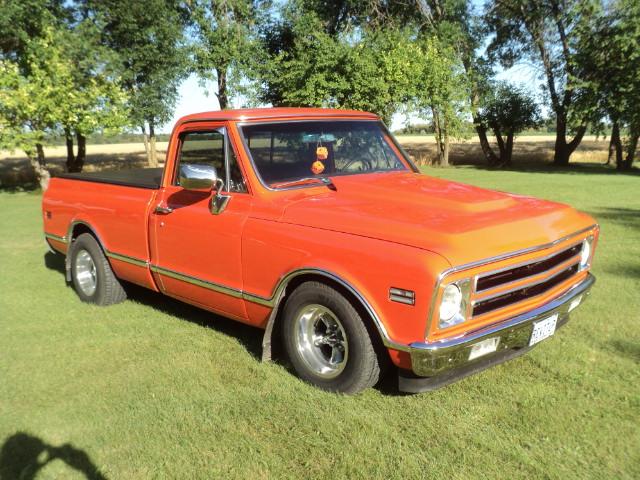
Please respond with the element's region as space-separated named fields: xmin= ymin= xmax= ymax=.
xmin=472 ymin=242 xmax=583 ymax=317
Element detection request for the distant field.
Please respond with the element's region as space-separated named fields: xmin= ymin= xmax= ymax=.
xmin=0 ymin=135 xmax=613 ymax=188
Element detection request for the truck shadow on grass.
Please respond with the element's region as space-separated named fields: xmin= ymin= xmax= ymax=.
xmin=43 ymin=252 xmax=263 ymax=361
xmin=0 ymin=432 xmax=107 ymax=480
xmin=609 ymin=340 xmax=640 ymax=364
xmin=43 ymin=252 xmax=405 ymax=394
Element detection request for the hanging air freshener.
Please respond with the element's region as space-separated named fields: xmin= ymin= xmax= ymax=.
xmin=316 ymin=146 xmax=328 ymax=160
xmin=311 ymin=160 xmax=325 ymax=174
xmin=311 ymin=145 xmax=327 ymax=174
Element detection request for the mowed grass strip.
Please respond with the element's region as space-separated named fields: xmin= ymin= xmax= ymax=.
xmin=1 ymin=165 xmax=639 ymax=479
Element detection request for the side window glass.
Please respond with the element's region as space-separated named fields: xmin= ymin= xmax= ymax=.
xmin=176 ymin=131 xmax=226 ymax=186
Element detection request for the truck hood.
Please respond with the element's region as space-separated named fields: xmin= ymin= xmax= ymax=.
xmin=279 ymin=172 xmax=593 ymax=266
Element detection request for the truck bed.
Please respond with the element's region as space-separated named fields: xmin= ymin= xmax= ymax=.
xmin=56 ymin=167 xmax=163 ymax=189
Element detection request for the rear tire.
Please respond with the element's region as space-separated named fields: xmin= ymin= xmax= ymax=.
xmin=70 ymin=233 xmax=126 ymax=306
xmin=282 ymin=281 xmax=381 ymax=394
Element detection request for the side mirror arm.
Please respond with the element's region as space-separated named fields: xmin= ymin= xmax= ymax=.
xmin=210 ymin=178 xmax=231 ymax=215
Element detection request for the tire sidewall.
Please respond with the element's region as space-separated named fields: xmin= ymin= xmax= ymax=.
xmin=70 ymin=234 xmax=107 ymax=304
xmin=282 ymin=284 xmax=376 ymax=393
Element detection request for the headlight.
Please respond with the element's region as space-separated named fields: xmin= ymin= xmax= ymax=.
xmin=438 ymin=279 xmax=471 ymax=329
xmin=579 ymin=236 xmax=594 ymax=270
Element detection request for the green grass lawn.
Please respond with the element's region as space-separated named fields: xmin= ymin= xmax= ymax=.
xmin=1 ymin=165 xmax=638 ymax=479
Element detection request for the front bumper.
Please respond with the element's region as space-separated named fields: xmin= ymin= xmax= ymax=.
xmin=399 ymin=274 xmax=595 ymax=393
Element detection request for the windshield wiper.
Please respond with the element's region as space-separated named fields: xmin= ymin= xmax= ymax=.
xmin=271 ymin=177 xmax=336 ymax=190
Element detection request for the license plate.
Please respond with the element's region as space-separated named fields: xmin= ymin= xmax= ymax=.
xmin=529 ymin=314 xmax=558 ymax=346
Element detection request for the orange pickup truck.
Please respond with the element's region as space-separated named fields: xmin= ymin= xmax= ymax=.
xmin=42 ymin=108 xmax=598 ymax=394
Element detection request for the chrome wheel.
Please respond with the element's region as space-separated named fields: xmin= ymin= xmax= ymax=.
xmin=294 ymin=304 xmax=349 ymax=379
xmin=74 ymin=249 xmax=97 ymax=296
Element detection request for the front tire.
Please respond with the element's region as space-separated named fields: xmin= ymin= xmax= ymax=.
xmin=282 ymin=282 xmax=381 ymax=394
xmin=70 ymin=233 xmax=126 ymax=306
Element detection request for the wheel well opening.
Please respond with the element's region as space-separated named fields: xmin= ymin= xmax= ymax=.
xmin=269 ymin=273 xmax=391 ymax=368
xmin=70 ymin=223 xmax=95 ymax=242
xmin=65 ymin=223 xmax=102 ymax=282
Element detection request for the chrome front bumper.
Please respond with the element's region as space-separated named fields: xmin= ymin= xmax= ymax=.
xmin=402 ymin=274 xmax=595 ymax=386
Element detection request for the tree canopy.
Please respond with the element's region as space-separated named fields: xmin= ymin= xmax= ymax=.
xmin=1 ymin=0 xmax=639 ymax=186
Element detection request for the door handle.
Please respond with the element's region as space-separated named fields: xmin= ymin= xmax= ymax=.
xmin=154 ymin=204 xmax=173 ymax=215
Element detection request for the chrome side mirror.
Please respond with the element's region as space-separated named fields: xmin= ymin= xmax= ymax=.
xmin=179 ymin=164 xmax=218 ymax=192
xmin=178 ymin=164 xmax=230 ymax=215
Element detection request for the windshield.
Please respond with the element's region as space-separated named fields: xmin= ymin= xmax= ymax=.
xmin=240 ymin=121 xmax=408 ymax=187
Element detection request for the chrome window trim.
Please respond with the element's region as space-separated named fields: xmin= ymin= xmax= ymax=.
xmin=173 ymin=126 xmax=249 ymax=195
xmin=235 ymin=119 xmax=414 ymax=192
xmin=425 ymin=224 xmax=599 ymax=340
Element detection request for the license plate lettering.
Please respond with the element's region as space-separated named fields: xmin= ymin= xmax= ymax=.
xmin=529 ymin=314 xmax=558 ymax=346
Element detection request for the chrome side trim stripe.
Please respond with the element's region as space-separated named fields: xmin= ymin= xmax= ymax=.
xmin=242 ymin=292 xmax=274 ymax=307
xmin=101 ymin=248 xmax=275 ymax=305
xmin=106 ymin=251 xmax=149 ymax=268
xmin=44 ymin=232 xmax=67 ymax=243
xmin=149 ymin=264 xmax=244 ymax=299
xmin=86 ymin=246 xmax=399 ymax=351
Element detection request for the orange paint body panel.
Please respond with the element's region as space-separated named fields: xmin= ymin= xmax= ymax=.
xmin=42 ymin=108 xmax=598 ymax=375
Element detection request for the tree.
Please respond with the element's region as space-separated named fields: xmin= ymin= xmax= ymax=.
xmin=0 ymin=0 xmax=129 ymax=185
xmin=257 ymin=6 xmax=420 ymax=124
xmin=485 ymin=0 xmax=598 ymax=166
xmin=89 ymin=0 xmax=188 ymax=167
xmin=187 ymin=0 xmax=265 ymax=110
xmin=478 ymin=82 xmax=541 ymax=167
xmin=367 ymin=0 xmax=474 ymax=166
xmin=58 ymin=15 xmax=129 ymax=172
xmin=411 ymin=36 xmax=469 ymax=166
xmin=574 ymin=0 xmax=640 ymax=170
xmin=0 ymin=28 xmax=72 ymax=189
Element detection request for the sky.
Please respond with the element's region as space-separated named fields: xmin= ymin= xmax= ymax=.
xmin=161 ymin=0 xmax=543 ymax=135
xmin=160 ymin=60 xmax=541 ymax=133
xmin=160 ymin=0 xmax=545 ymax=133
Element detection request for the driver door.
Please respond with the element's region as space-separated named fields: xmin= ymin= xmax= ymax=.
xmin=149 ymin=124 xmax=252 ymax=321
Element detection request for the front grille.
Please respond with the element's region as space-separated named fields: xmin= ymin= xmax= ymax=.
xmin=472 ymin=242 xmax=583 ymax=317
xmin=476 ymin=243 xmax=582 ymax=291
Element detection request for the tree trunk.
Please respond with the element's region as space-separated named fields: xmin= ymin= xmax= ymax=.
xmin=553 ymin=115 xmax=587 ymax=166
xmin=475 ymin=121 xmax=499 ymax=166
xmin=553 ymin=116 xmax=570 ymax=166
xmin=609 ymin=121 xmax=623 ymax=168
xmin=431 ymin=107 xmax=444 ymax=165
xmin=26 ymin=143 xmax=51 ymax=190
xmin=74 ymin=132 xmax=86 ymax=173
xmin=148 ymin=122 xmax=158 ymax=168
xmin=432 ymin=107 xmax=444 ymax=166
xmin=493 ymin=128 xmax=506 ymax=164
xmin=623 ymin=128 xmax=639 ymax=170
xmin=141 ymin=125 xmax=150 ymax=159
xmin=504 ymin=131 xmax=514 ymax=167
xmin=217 ymin=68 xmax=228 ymax=110
xmin=65 ymin=128 xmax=75 ymax=172
xmin=442 ymin=128 xmax=450 ymax=167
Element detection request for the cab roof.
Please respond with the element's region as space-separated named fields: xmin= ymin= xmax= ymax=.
xmin=176 ymin=107 xmax=379 ymax=125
